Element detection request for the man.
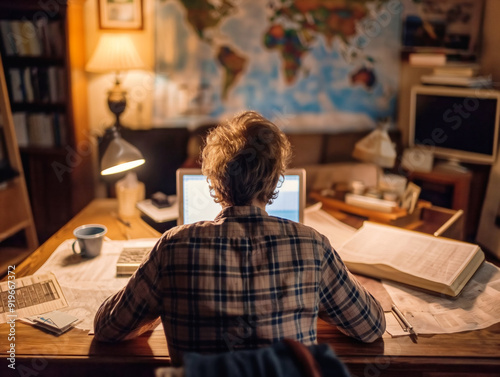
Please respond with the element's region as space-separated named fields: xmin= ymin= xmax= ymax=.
xmin=94 ymin=111 xmax=386 ymax=364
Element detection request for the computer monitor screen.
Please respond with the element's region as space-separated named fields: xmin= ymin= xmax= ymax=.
xmin=409 ymin=85 xmax=500 ymax=165
xmin=177 ymin=168 xmax=305 ymax=225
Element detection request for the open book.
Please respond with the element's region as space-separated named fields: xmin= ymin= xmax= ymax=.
xmin=337 ymin=222 xmax=485 ymax=297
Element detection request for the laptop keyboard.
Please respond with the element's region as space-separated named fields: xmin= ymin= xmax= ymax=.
xmin=116 ymin=247 xmax=151 ymax=276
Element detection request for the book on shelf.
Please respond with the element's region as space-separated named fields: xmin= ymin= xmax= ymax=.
xmin=8 ymin=68 xmax=24 ymax=102
xmin=0 ymin=19 xmax=64 ymax=57
xmin=421 ymin=74 xmax=492 ymax=88
xmin=12 ymin=112 xmax=28 ymax=147
xmin=13 ymin=111 xmax=66 ymax=148
xmin=23 ymin=67 xmax=34 ymax=102
xmin=337 ymin=222 xmax=485 ymax=297
xmin=409 ymin=53 xmax=446 ymax=66
xmin=27 ymin=113 xmax=55 ymax=147
xmin=432 ymin=64 xmax=480 ymax=77
xmin=0 ymin=20 xmax=15 ymax=55
xmin=7 ymin=66 xmax=64 ymax=104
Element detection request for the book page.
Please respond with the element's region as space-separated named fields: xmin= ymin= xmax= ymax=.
xmin=338 ymin=222 xmax=478 ymax=286
xmin=304 ymin=205 xmax=356 ymax=250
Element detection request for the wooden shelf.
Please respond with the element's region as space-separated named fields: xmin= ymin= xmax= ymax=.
xmin=0 ymin=0 xmax=94 ymax=242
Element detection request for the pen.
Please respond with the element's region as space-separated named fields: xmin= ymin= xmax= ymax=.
xmin=117 ymin=217 xmax=131 ymax=228
xmin=392 ymin=304 xmax=418 ymax=338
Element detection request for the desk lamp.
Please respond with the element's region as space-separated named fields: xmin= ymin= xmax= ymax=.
xmin=352 ymin=119 xmax=398 ymax=196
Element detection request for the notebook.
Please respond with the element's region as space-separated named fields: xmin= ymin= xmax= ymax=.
xmin=176 ymin=168 xmax=306 ymax=225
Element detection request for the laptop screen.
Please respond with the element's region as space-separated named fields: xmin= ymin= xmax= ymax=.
xmin=176 ymin=168 xmax=306 ymax=225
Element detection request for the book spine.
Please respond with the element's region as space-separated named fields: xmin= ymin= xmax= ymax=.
xmin=12 ymin=112 xmax=29 ymax=147
xmin=8 ymin=68 xmax=24 ymax=102
xmin=30 ymin=67 xmax=41 ymax=102
xmin=47 ymin=66 xmax=58 ymax=103
xmin=21 ymin=20 xmax=42 ymax=56
xmin=48 ymin=21 xmax=64 ymax=58
xmin=35 ymin=18 xmax=51 ymax=56
xmin=9 ymin=21 xmax=26 ymax=56
xmin=409 ymin=53 xmax=446 ymax=66
xmin=37 ymin=67 xmax=50 ymax=103
xmin=0 ymin=20 xmax=15 ymax=55
xmin=23 ymin=67 xmax=34 ymax=103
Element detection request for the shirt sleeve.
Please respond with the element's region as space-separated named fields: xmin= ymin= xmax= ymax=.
xmin=318 ymin=241 xmax=386 ymax=343
xmin=93 ymin=240 xmax=164 ymax=342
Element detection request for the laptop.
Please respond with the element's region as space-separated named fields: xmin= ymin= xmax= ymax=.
xmin=176 ymin=168 xmax=306 ymax=225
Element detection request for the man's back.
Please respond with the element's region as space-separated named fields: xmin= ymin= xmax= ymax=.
xmin=93 ymin=206 xmax=385 ymax=364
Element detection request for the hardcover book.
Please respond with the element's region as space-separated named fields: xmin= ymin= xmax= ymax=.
xmin=337 ymin=222 xmax=484 ymax=297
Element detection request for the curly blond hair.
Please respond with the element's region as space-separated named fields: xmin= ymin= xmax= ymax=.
xmin=201 ymin=111 xmax=292 ymax=207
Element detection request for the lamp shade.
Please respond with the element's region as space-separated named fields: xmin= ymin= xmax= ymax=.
xmin=101 ymin=135 xmax=145 ymax=175
xmin=352 ymin=127 xmax=396 ymax=168
xmin=86 ymin=34 xmax=145 ymax=72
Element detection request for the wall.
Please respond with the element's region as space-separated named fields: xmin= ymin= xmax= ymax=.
xmin=481 ymin=0 xmax=500 ymax=84
xmin=84 ymin=0 xmax=156 ymax=135
xmin=85 ymin=0 xmax=499 ymax=140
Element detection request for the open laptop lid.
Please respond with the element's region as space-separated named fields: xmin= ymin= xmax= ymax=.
xmin=176 ymin=168 xmax=306 ymax=225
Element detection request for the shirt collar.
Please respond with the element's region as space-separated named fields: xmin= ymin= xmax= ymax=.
xmin=214 ymin=205 xmax=268 ymax=221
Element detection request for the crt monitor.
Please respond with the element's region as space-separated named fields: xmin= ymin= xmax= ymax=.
xmin=409 ymin=85 xmax=500 ymax=167
xmin=176 ymin=168 xmax=306 ymax=225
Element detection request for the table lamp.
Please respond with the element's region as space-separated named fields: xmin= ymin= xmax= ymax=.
xmin=86 ymin=34 xmax=145 ymax=130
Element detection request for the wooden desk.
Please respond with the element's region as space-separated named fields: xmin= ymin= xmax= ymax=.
xmin=1 ymin=199 xmax=499 ymax=377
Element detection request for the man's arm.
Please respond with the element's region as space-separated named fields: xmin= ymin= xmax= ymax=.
xmin=318 ymin=245 xmax=386 ymax=343
xmin=94 ymin=242 xmax=163 ymax=342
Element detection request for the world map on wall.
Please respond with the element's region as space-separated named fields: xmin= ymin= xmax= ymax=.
xmin=154 ymin=0 xmax=401 ymax=132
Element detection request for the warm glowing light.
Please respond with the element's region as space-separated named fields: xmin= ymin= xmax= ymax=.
xmin=101 ymin=159 xmax=145 ymax=176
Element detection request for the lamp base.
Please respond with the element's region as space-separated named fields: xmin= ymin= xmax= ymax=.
xmin=107 ymin=78 xmax=127 ymax=128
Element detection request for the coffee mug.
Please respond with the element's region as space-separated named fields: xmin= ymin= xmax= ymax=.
xmin=72 ymin=224 xmax=107 ymax=258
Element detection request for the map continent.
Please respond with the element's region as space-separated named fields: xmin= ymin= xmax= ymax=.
xmin=154 ymin=0 xmax=401 ymax=132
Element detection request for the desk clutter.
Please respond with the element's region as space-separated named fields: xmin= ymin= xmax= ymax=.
xmin=1 ymin=238 xmax=159 ymax=332
xmin=2 ymin=207 xmax=499 ymax=339
xmin=315 ymin=173 xmax=420 ymax=215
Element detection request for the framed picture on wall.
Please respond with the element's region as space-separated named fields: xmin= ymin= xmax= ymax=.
xmin=98 ymin=0 xmax=144 ymax=30
xmin=401 ymin=0 xmax=484 ymax=56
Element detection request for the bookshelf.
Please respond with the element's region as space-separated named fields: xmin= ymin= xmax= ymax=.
xmin=0 ymin=50 xmax=38 ymax=274
xmin=0 ymin=0 xmax=94 ymax=242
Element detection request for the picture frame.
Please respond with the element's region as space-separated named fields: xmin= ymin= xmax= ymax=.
xmin=98 ymin=0 xmax=144 ymax=30
xmin=401 ymin=0 xmax=484 ymax=55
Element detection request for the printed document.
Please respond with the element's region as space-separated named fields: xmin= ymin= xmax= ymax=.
xmin=0 ymin=272 xmax=67 ymax=323
xmin=34 ymin=238 xmax=159 ymax=331
xmin=383 ymin=262 xmax=500 ymax=335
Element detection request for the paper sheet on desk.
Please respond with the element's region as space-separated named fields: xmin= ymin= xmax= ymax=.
xmin=382 ymin=262 xmax=500 ymax=335
xmin=304 ymin=204 xmax=356 ymax=250
xmin=0 ymin=272 xmax=68 ymax=323
xmin=34 ymin=238 xmax=159 ymax=331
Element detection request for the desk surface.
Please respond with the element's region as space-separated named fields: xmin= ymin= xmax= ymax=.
xmin=1 ymin=199 xmax=500 ymax=377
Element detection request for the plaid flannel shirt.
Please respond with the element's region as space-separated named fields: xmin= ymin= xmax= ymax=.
xmin=94 ymin=206 xmax=385 ymax=364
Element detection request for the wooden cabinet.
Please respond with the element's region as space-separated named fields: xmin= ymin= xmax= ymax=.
xmin=407 ymin=168 xmax=474 ymax=240
xmin=0 ymin=0 xmax=94 ymax=242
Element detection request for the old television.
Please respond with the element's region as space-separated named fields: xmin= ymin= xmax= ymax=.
xmin=409 ymin=85 xmax=500 ymax=171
